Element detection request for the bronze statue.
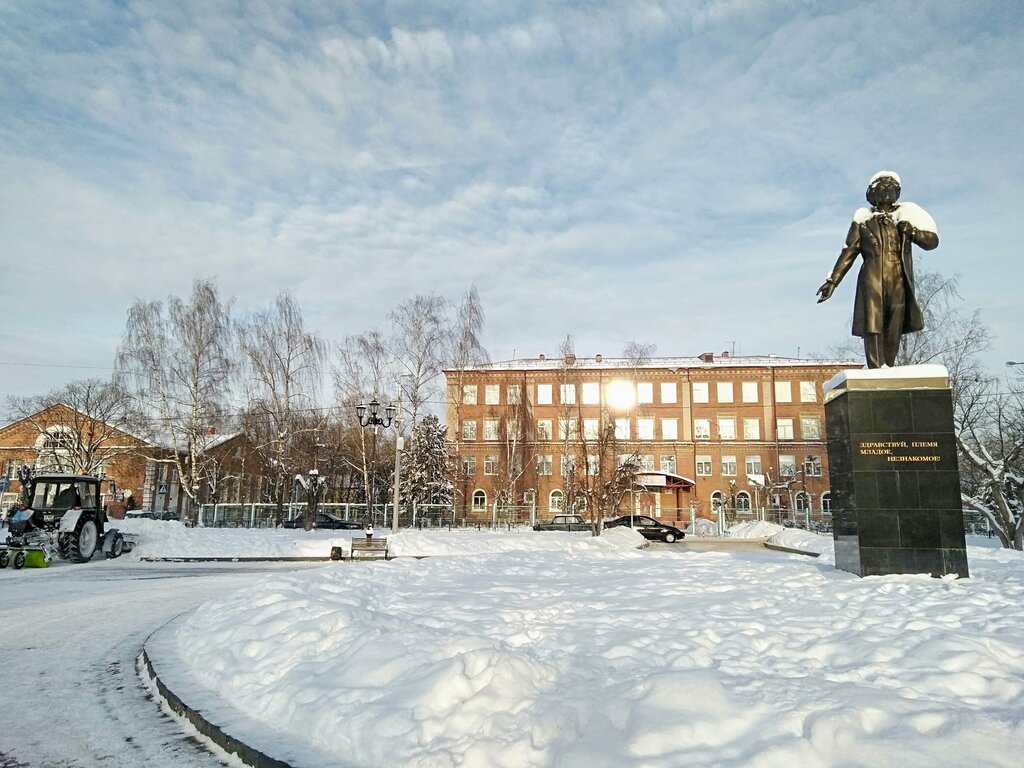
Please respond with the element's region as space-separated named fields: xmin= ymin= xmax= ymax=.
xmin=817 ymin=171 xmax=939 ymax=368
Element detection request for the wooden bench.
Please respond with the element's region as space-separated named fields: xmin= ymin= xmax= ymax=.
xmin=349 ymin=537 xmax=389 ymax=561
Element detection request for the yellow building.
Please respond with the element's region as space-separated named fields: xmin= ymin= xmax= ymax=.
xmin=445 ymin=351 xmax=856 ymax=525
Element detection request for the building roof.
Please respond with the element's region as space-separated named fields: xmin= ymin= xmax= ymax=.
xmin=445 ymin=354 xmax=860 ymax=374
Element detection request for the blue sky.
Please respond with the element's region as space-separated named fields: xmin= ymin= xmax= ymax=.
xmin=2 ymin=0 xmax=1022 ymax=403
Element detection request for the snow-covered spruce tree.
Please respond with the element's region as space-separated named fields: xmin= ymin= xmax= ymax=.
xmin=403 ymin=415 xmax=453 ymax=507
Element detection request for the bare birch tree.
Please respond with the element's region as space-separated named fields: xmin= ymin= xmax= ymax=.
xmin=389 ymin=293 xmax=448 ymax=428
xmin=237 ymin=292 xmax=326 ymax=529
xmin=445 ymin=286 xmax=489 ymax=511
xmin=115 ymin=279 xmax=235 ymax=524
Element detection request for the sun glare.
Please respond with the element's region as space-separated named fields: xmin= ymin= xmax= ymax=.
xmin=607 ymin=380 xmax=634 ymax=410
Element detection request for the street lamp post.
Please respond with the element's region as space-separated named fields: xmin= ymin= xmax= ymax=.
xmin=355 ymin=399 xmax=396 ymax=529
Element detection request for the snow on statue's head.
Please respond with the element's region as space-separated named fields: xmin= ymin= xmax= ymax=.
xmin=866 ymin=171 xmax=901 ymax=208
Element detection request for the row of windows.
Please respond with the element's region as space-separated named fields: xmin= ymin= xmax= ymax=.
xmin=461 ymin=380 xmax=820 ymax=407
xmin=461 ymin=453 xmax=822 ymax=479
xmin=469 ymin=488 xmax=832 ymax=513
xmin=462 ymin=416 xmax=822 ymax=442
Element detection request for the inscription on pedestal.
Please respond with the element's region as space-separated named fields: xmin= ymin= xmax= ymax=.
xmin=825 ymin=379 xmax=968 ymax=578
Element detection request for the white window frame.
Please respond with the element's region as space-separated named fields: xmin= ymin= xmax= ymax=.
xmin=718 ymin=418 xmax=736 ymax=441
xmin=484 ymin=455 xmax=499 ymax=475
xmin=661 ymin=418 xmax=678 ymax=441
xmin=558 ymin=418 xmax=578 ymax=441
xmin=741 ymin=381 xmax=758 ymax=403
xmin=660 ymin=454 xmax=676 ymax=474
xmin=801 ymin=417 xmax=821 ymax=440
xmin=776 ymin=418 xmax=794 ymax=440
xmin=582 ymin=382 xmax=600 ymax=404
xmin=462 ymin=385 xmax=477 ymax=405
xmin=462 ymin=420 xmax=477 ymax=441
xmin=800 ymin=381 xmax=817 ymax=403
xmin=536 ymin=419 xmax=553 ymax=440
xmin=694 ymin=418 xmax=711 ymax=440
xmin=774 ymin=381 xmax=792 ymax=403
xmin=660 ymin=382 xmax=677 ymax=404
xmin=743 ymin=418 xmax=760 ymax=440
xmin=583 ymin=419 xmax=600 ymax=440
xmin=637 ymin=418 xmax=655 ymax=440
xmin=472 ymin=489 xmax=487 ymax=509
xmin=717 ymin=382 xmax=734 ymax=403
xmin=615 ymin=418 xmax=630 ymax=440
xmin=484 ymin=384 xmax=499 ymax=405
xmin=721 ymin=455 xmax=737 ymax=476
xmin=561 ymin=455 xmax=576 ymax=476
xmin=537 ymin=454 xmax=553 ymax=476
xmin=696 ymin=455 xmax=712 ymax=476
xmin=745 ymin=455 xmax=762 ymax=476
xmin=507 ymin=384 xmax=522 ymax=405
xmin=692 ymin=382 xmax=709 ymax=403
xmin=637 ymin=383 xmax=654 ymax=404
xmin=462 ymin=456 xmax=476 ymax=476
xmin=483 ymin=418 xmax=500 ymax=441
xmin=537 ymin=384 xmax=553 ymax=405
xmin=779 ymin=455 xmax=797 ymax=477
xmin=560 ymin=383 xmax=576 ymax=405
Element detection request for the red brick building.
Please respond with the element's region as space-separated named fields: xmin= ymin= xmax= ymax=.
xmin=445 ymin=352 xmax=857 ymax=525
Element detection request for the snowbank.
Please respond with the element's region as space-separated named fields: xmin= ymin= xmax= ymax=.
xmin=116 ymin=520 xmax=647 ymax=560
xmin=728 ymin=521 xmax=832 ymax=556
xmin=175 ymin=542 xmax=1024 ymax=767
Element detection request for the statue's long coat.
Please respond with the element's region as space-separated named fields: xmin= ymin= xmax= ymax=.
xmin=827 ymin=203 xmax=939 ymax=338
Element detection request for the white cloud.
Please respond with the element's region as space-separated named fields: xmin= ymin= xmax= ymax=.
xmin=1 ymin=0 xmax=1022 ymax=403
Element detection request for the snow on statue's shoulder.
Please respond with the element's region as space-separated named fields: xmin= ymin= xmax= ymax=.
xmin=824 ymin=364 xmax=950 ymax=393
xmin=894 ymin=201 xmax=937 ymax=234
xmin=852 ymin=207 xmax=873 ymax=224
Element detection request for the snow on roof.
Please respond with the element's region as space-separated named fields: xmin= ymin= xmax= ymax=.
xmin=446 ymin=354 xmax=860 ymax=374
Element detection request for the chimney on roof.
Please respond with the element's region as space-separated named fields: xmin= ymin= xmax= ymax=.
xmin=722 ymin=351 xmax=730 ymax=359
xmin=565 ymin=353 xmax=576 ymax=366
xmin=539 ymin=354 xmax=546 ymax=361
xmin=595 ymin=354 xmax=603 ymax=363
xmin=700 ymin=352 xmax=714 ymax=363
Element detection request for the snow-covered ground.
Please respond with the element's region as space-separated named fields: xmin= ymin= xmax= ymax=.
xmin=162 ymin=524 xmax=1024 ymax=767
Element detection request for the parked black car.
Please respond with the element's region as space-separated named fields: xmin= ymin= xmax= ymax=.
xmin=603 ymin=515 xmax=686 ymax=543
xmin=282 ymin=512 xmax=365 ymax=530
xmin=533 ymin=513 xmax=591 ymax=531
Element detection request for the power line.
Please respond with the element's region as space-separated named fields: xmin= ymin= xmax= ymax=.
xmin=0 ymin=360 xmax=114 ymax=370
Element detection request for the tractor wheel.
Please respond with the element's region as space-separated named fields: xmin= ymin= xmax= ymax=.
xmin=105 ymin=533 xmax=125 ymax=559
xmin=65 ymin=518 xmax=98 ymax=563
xmin=13 ymin=551 xmax=26 ymax=569
xmin=0 ymin=551 xmax=8 ymax=568
xmin=57 ymin=534 xmax=73 ymax=561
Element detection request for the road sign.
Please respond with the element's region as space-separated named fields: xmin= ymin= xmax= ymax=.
xmin=158 ymin=483 xmax=168 ymax=494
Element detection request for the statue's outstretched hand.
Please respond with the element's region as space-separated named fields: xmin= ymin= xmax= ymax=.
xmin=816 ymin=280 xmax=835 ymax=303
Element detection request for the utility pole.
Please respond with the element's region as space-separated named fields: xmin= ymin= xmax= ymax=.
xmin=391 ymin=387 xmax=405 ymax=534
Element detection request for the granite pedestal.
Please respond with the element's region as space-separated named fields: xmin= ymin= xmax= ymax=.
xmin=824 ymin=366 xmax=968 ymax=578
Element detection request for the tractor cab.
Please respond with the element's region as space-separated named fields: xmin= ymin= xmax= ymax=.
xmin=16 ymin=474 xmax=107 ymax=535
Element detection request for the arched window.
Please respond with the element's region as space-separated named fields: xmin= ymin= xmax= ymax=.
xmin=549 ymin=489 xmax=563 ymax=511
xmin=821 ymin=492 xmax=831 ymax=514
xmin=472 ymin=489 xmax=487 ymax=510
xmin=35 ymin=427 xmax=76 ymax=471
xmin=735 ymin=491 xmax=751 ymax=512
xmin=710 ymin=491 xmax=724 ymax=514
xmin=794 ymin=492 xmax=810 ymax=512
